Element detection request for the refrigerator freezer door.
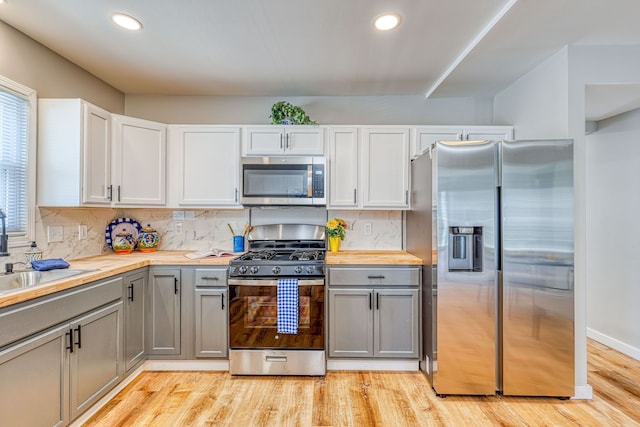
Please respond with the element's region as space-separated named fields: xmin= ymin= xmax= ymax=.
xmin=501 ymin=139 xmax=574 ymax=397
xmin=433 ymin=140 xmax=497 ymax=395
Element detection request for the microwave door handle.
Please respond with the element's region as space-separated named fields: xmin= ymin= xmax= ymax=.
xmin=307 ymin=165 xmax=313 ymax=197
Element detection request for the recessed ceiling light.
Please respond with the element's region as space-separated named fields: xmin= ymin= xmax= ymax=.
xmin=112 ymin=13 xmax=143 ymax=31
xmin=374 ymin=14 xmax=401 ymax=31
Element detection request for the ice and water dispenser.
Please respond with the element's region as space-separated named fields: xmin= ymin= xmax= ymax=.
xmin=448 ymin=226 xmax=483 ymax=272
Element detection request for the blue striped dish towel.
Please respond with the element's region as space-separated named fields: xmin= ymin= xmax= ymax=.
xmin=277 ymin=278 xmax=299 ymax=334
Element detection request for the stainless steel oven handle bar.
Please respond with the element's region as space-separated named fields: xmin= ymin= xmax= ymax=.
xmin=227 ymin=279 xmax=324 ymax=286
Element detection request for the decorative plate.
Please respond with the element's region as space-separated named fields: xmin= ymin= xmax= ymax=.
xmin=105 ymin=218 xmax=142 ymax=249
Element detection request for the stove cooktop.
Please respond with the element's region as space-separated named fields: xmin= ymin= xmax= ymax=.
xmin=228 ymin=249 xmax=325 ymax=278
xmin=233 ymin=249 xmax=325 ymax=263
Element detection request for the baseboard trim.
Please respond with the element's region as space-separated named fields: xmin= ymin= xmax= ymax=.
xmin=144 ymin=359 xmax=230 ymax=371
xmin=572 ymin=385 xmax=593 ymax=400
xmin=587 ymin=328 xmax=640 ymax=361
xmin=327 ymin=359 xmax=419 ymax=371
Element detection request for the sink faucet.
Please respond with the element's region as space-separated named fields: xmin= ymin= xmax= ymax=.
xmin=0 ymin=209 xmax=8 ymax=257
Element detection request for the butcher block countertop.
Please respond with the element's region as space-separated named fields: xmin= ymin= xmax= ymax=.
xmin=0 ymin=249 xmax=423 ymax=308
xmin=325 ymin=250 xmax=422 ymax=265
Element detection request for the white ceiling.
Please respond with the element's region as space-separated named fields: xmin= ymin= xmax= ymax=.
xmin=1 ymin=0 xmax=640 ymax=119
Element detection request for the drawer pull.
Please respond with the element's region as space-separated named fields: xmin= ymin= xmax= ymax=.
xmin=201 ymin=276 xmax=219 ymax=281
xmin=367 ymin=275 xmax=385 ymax=279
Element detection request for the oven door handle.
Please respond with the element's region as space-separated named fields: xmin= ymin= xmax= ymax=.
xmin=227 ymin=278 xmax=325 ymax=286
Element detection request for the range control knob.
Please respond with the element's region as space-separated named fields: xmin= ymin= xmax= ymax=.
xmin=306 ymin=266 xmax=315 ymax=274
xmin=238 ymin=266 xmax=248 ymax=274
xmin=272 ymin=266 xmax=281 ymax=275
xmin=250 ymin=266 xmax=259 ymax=274
xmin=294 ymin=266 xmax=303 ymax=274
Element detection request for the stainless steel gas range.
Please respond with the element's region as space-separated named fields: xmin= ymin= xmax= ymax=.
xmin=227 ymin=224 xmax=326 ymax=376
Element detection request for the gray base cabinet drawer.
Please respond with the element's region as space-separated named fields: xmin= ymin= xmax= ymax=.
xmin=329 ymin=267 xmax=419 ymax=286
xmin=194 ymin=268 xmax=226 ymax=286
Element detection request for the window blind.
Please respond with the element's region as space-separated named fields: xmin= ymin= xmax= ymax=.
xmin=0 ymin=89 xmax=29 ymax=234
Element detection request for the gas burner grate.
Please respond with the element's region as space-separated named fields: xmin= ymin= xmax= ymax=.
xmin=289 ymin=250 xmax=325 ymax=261
xmin=239 ymin=250 xmax=277 ymax=261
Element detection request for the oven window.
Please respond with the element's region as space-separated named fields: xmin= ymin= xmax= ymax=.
xmin=243 ymin=165 xmax=309 ymax=197
xmin=245 ymin=295 xmax=311 ymax=328
xmin=229 ymin=284 xmax=324 ymax=349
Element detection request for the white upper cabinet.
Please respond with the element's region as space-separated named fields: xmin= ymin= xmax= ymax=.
xmin=463 ymin=125 xmax=513 ymax=142
xmin=412 ymin=127 xmax=463 ymax=160
xmin=412 ymin=125 xmax=514 ymax=158
xmin=111 ymin=115 xmax=167 ymax=206
xmin=169 ymin=126 xmax=241 ymax=207
xmin=328 ymin=127 xmax=359 ymax=208
xmin=361 ymin=127 xmax=410 ymax=209
xmin=38 ymin=99 xmax=112 ymax=206
xmin=243 ymin=126 xmax=324 ymax=156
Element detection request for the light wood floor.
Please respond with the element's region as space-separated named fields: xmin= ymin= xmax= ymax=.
xmin=84 ymin=339 xmax=640 ymax=426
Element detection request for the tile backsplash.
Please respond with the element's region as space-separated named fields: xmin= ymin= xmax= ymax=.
xmin=16 ymin=207 xmax=403 ymax=262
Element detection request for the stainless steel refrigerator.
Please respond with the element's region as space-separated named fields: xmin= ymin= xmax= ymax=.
xmin=407 ymin=139 xmax=574 ymax=397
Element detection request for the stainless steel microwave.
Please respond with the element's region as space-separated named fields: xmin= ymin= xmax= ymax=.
xmin=241 ymin=156 xmax=326 ymax=206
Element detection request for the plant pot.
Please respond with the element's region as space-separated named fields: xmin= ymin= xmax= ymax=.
xmin=329 ymin=236 xmax=341 ymax=252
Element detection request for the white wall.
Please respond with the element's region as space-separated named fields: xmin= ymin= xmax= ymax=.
xmin=494 ymin=47 xmax=569 ymax=138
xmin=567 ymin=45 xmax=640 ymax=365
xmin=125 ymin=94 xmax=495 ymax=125
xmin=584 ymin=109 xmax=640 ymax=359
xmin=0 ymin=21 xmax=124 ymax=113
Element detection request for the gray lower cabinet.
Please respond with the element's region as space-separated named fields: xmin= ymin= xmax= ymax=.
xmin=328 ymin=266 xmax=420 ymax=359
xmin=0 ymin=324 xmax=67 ymax=427
xmin=69 ymin=301 xmax=123 ymax=420
xmin=0 ymin=277 xmax=123 ymax=426
xmin=147 ymin=268 xmax=181 ymax=355
xmin=123 ymin=269 xmax=147 ymax=372
xmin=193 ymin=268 xmax=228 ymax=358
xmin=194 ymin=288 xmax=228 ymax=357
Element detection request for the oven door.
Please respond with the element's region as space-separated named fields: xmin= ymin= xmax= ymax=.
xmin=228 ymin=279 xmax=324 ymax=349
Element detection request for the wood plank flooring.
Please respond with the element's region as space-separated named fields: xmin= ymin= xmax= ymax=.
xmin=84 ymin=339 xmax=640 ymax=426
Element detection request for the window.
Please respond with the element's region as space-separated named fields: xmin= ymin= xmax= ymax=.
xmin=0 ymin=75 xmax=36 ymax=248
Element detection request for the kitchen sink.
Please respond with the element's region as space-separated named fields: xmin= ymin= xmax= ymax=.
xmin=0 ymin=269 xmax=95 ymax=294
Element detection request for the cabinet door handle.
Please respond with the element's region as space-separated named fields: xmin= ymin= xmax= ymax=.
xmin=405 ymin=190 xmax=409 ymax=205
xmin=221 ymin=294 xmax=225 ymax=310
xmin=376 ymin=293 xmax=380 ymax=310
xmin=369 ymin=293 xmax=372 ymax=310
xmin=174 ymin=277 xmax=179 ymax=294
xmin=66 ymin=328 xmax=74 ymax=353
xmin=280 ymin=134 xmax=284 ymax=149
xmin=107 ymin=185 xmax=113 ymax=201
xmin=353 ymin=189 xmax=357 ymax=204
xmin=367 ymin=275 xmax=385 ymax=279
xmin=128 ymin=284 xmax=134 ymax=301
xmin=74 ymin=325 xmax=82 ymax=349
xmin=235 ymin=188 xmax=239 ymax=203
xmin=117 ymin=185 xmax=121 ymax=202
xmin=286 ymin=133 xmax=290 ymax=150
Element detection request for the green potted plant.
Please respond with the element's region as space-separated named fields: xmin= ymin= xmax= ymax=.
xmin=270 ymin=101 xmax=317 ymax=125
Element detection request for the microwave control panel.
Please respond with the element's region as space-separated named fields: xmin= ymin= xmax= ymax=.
xmin=312 ymin=164 xmax=325 ymax=198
